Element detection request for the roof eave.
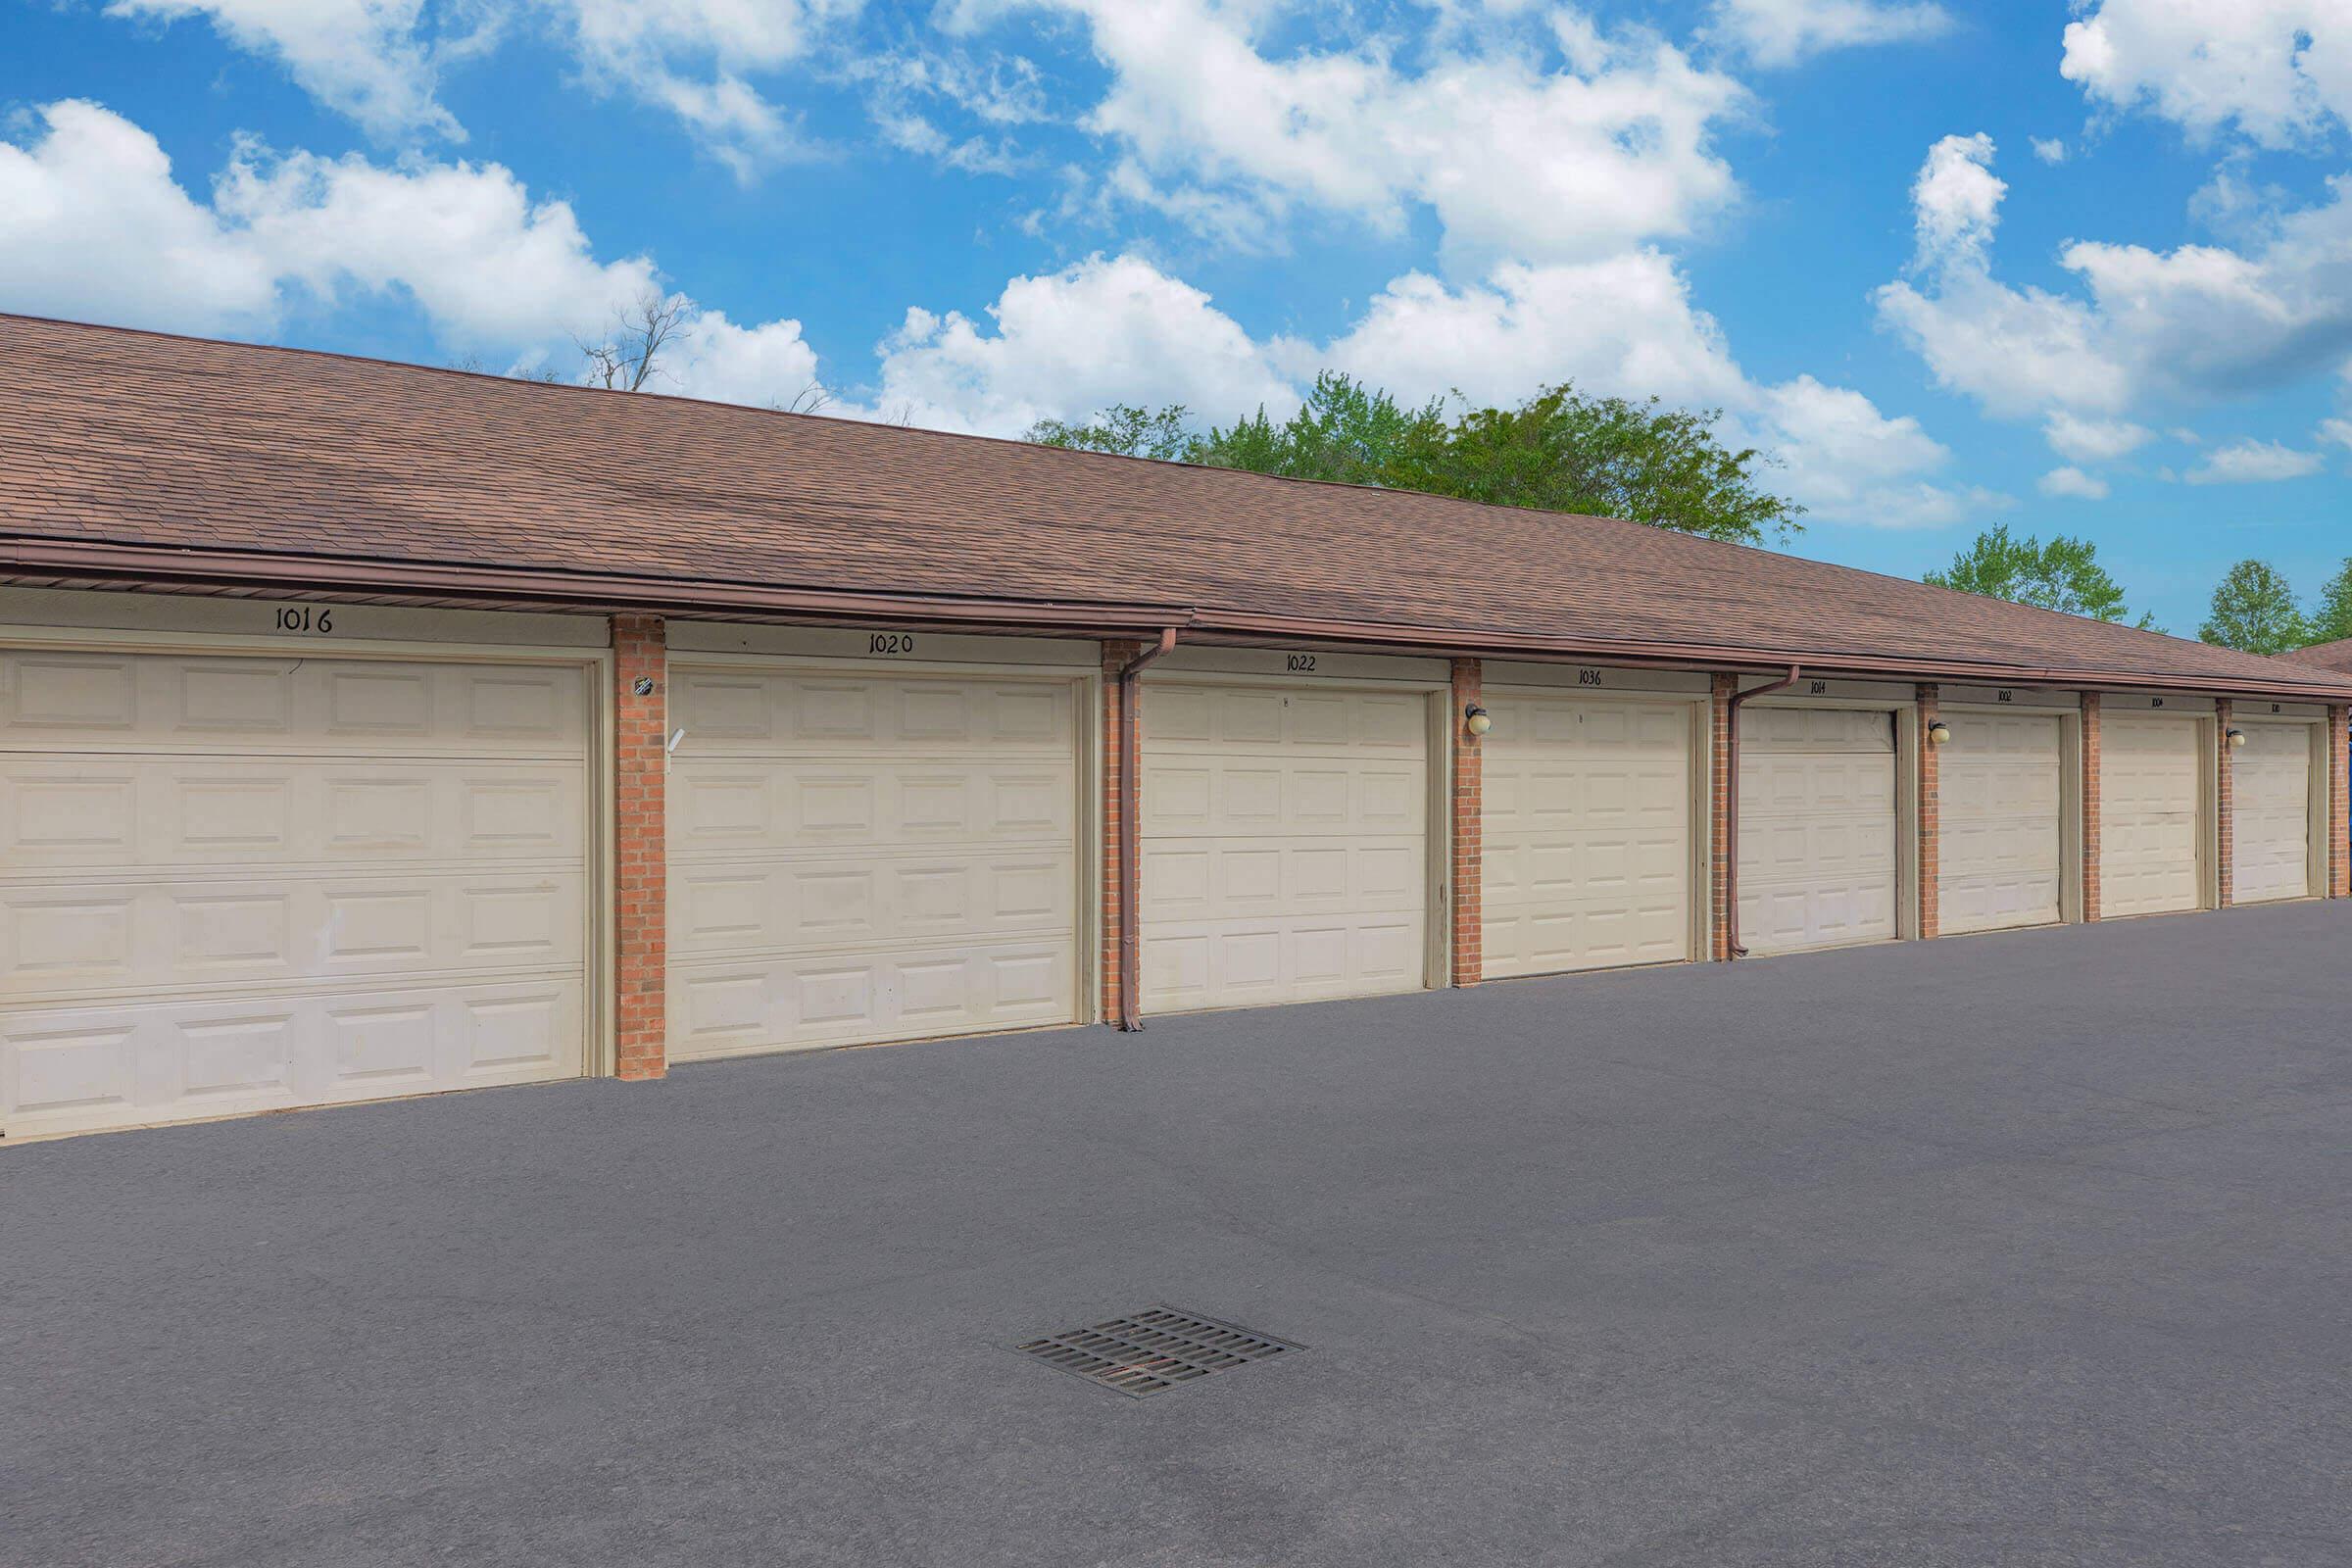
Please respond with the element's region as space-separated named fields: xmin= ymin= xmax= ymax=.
xmin=8 ymin=536 xmax=2352 ymax=703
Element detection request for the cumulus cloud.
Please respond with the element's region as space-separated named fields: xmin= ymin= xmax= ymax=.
xmin=1009 ymin=0 xmax=1746 ymax=268
xmin=1709 ymin=0 xmax=1952 ymax=69
xmin=2038 ymin=466 xmax=2110 ymax=499
xmin=2044 ymin=411 xmax=2153 ymax=463
xmin=97 ymin=0 xmax=859 ymax=175
xmin=2060 ymin=0 xmax=2351 ymax=148
xmin=867 ymin=254 xmax=1298 ymax=434
xmin=2183 ymin=438 xmax=2327 ymax=483
xmin=104 ymin=0 xmax=465 ymax=141
xmin=0 ymin=98 xmax=822 ymax=405
xmin=1877 ymin=133 xmax=2352 ymax=420
xmin=2031 ymin=136 xmax=2067 ymax=164
xmin=1312 ymin=256 xmax=1984 ymax=527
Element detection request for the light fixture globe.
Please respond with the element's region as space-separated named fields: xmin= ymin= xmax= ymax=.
xmin=2227 ymin=727 xmax=2247 ymax=748
xmin=1927 ymin=719 xmax=1952 ymax=746
xmin=1464 ymin=703 xmax=1493 ymax=737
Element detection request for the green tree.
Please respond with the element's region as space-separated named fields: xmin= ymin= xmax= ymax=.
xmin=1412 ymin=386 xmax=1802 ymax=543
xmin=1923 ymin=524 xmax=2156 ymax=626
xmin=1024 ymin=403 xmax=1199 ymax=462
xmin=2199 ymin=560 xmax=2311 ymax=654
xmin=1195 ymin=372 xmax=1448 ymax=485
xmin=2304 ymin=557 xmax=2352 ymax=645
xmin=1193 ymin=373 xmax=1801 ymax=546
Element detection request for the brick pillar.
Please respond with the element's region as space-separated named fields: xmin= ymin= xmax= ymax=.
xmin=1449 ymin=659 xmax=1483 ymax=987
xmin=613 ymin=614 xmax=667 ymax=1080
xmin=2214 ymin=700 xmax=2234 ymax=907
xmin=2081 ymin=693 xmax=2102 ymax=922
xmin=2330 ymin=704 xmax=2349 ymax=900
xmin=1709 ymin=673 xmax=1737 ymax=959
xmin=1101 ymin=640 xmax=1143 ymax=1024
xmin=1917 ymin=683 xmax=1940 ymax=941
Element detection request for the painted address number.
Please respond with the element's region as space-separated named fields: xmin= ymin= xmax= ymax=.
xmin=1287 ymin=654 xmax=1317 ymax=672
xmin=1578 ymin=667 xmax=1603 ymax=686
xmin=1808 ymin=680 xmax=1828 ymax=696
xmin=867 ymin=632 xmax=917 ymax=655
xmin=272 ymin=606 xmax=335 ymax=635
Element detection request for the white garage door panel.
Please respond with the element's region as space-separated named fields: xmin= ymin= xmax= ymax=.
xmin=1141 ymin=683 xmax=1428 ymax=1012
xmin=2233 ymin=723 xmax=2313 ymax=904
xmin=1738 ymin=708 xmax=1898 ymax=956
xmin=667 ymin=667 xmax=1082 ymax=1060
xmin=2099 ymin=715 xmax=2202 ymax=917
xmin=6 ymin=980 xmax=581 ymax=1132
xmin=1482 ymin=694 xmax=1692 ymax=978
xmin=0 ymin=650 xmax=591 ymax=1139
xmin=1939 ymin=713 xmax=2063 ymax=935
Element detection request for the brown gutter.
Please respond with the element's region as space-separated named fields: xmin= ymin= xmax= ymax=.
xmin=1115 ymin=627 xmax=1181 ymax=1031
xmin=7 ymin=537 xmax=2351 ymax=703
xmin=0 ymin=539 xmax=1198 ymax=636
xmin=1724 ymin=664 xmax=1801 ymax=959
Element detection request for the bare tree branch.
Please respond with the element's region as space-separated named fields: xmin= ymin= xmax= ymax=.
xmin=575 ymin=290 xmax=692 ymax=393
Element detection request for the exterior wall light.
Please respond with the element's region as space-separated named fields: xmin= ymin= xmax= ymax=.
xmin=1464 ymin=704 xmax=1493 ymax=737
xmin=2227 ymin=727 xmax=2247 ymax=748
xmin=1926 ymin=719 xmax=1952 ymax=746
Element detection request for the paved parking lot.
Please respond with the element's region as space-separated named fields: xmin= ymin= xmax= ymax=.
xmin=6 ymin=901 xmax=2350 ymax=1567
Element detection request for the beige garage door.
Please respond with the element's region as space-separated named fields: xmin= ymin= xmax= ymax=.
xmin=1939 ymin=712 xmax=2064 ymax=935
xmin=1141 ymin=682 xmax=1429 ymax=1011
xmin=1738 ymin=707 xmax=1898 ymax=956
xmin=1482 ymin=692 xmax=1694 ymax=978
xmin=666 ymin=663 xmax=1083 ymax=1059
xmin=2233 ymin=722 xmax=2314 ymax=905
xmin=0 ymin=649 xmax=592 ymax=1140
xmin=2099 ymin=714 xmax=2204 ymax=917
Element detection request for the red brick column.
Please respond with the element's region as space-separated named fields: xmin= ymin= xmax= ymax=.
xmin=1917 ymin=684 xmax=1940 ymax=940
xmin=613 ymin=613 xmax=667 ymax=1081
xmin=1101 ymin=640 xmax=1143 ymax=1023
xmin=2330 ymin=704 xmax=2349 ymax=900
xmin=1709 ymin=673 xmax=1736 ymax=959
xmin=2081 ymin=693 xmax=2102 ymax=922
xmin=2214 ymin=700 xmax=2234 ymax=907
xmin=1449 ymin=658 xmax=1483 ymax=987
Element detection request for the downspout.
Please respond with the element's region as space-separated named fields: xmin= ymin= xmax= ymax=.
xmin=1725 ymin=664 xmax=1802 ymax=958
xmin=1117 ymin=627 xmax=1181 ymax=1029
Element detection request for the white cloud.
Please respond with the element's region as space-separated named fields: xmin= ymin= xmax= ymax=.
xmin=2038 ymin=465 xmax=2110 ymax=499
xmin=0 ymin=99 xmax=824 ymax=407
xmin=2031 ymin=136 xmax=2067 ymax=164
xmin=1019 ymin=0 xmax=1747 ymax=268
xmin=1315 ymin=257 xmax=1983 ymax=527
xmin=1709 ymin=0 xmax=1952 ymax=69
xmin=868 ymin=253 xmax=1298 ymax=434
xmin=2183 ymin=438 xmax=2327 ymax=483
xmin=104 ymin=0 xmax=463 ymax=141
xmin=2320 ymin=416 xmax=2352 ymax=449
xmin=2043 ymin=411 xmax=2153 ymax=463
xmin=2060 ymin=0 xmax=2351 ymax=148
xmin=0 ymin=100 xmax=282 ymax=334
xmin=550 ymin=0 xmax=858 ymax=176
xmin=97 ymin=0 xmax=861 ymax=176
xmin=1877 ymin=134 xmax=2352 ymax=419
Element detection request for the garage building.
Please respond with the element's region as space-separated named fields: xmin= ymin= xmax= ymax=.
xmin=3 ymin=316 xmax=2348 ymax=1139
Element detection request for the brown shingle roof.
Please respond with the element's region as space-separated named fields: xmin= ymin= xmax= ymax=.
xmin=2280 ymin=636 xmax=2352 ymax=675
xmin=3 ymin=313 xmax=2347 ymax=698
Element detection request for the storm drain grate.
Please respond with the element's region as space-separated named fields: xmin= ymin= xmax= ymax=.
xmin=1017 ymin=1306 xmax=1301 ymax=1397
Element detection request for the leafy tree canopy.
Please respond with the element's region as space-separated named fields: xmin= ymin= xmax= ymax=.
xmin=2199 ymin=559 xmax=2312 ymax=655
xmin=1923 ymin=524 xmax=2157 ymax=628
xmin=2305 ymin=557 xmax=2352 ymax=646
xmin=1025 ymin=403 xmax=1198 ymax=463
xmin=1025 ymin=372 xmax=1804 ymax=547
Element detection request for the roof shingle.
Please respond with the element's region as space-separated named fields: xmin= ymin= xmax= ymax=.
xmin=3 ymin=314 xmax=2347 ymax=698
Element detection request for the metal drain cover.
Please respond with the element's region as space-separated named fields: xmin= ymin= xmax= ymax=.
xmin=1017 ymin=1306 xmax=1301 ymax=1397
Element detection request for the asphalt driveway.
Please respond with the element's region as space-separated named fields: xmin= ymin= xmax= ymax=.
xmin=7 ymin=902 xmax=2351 ymax=1567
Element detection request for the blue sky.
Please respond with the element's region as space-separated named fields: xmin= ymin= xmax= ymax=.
xmin=4 ymin=0 xmax=2347 ymax=635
